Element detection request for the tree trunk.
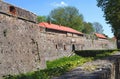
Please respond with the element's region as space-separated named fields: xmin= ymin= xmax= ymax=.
xmin=117 ymin=39 xmax=120 ymax=49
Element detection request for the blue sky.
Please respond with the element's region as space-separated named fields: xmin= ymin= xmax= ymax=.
xmin=4 ymin=0 xmax=114 ymax=37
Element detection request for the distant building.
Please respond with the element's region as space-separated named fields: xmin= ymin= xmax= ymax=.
xmin=94 ymin=33 xmax=107 ymax=40
xmin=39 ymin=22 xmax=83 ymax=36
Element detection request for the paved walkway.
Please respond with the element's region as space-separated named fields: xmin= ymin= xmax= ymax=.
xmin=52 ymin=67 xmax=100 ymax=79
xmin=52 ymin=52 xmax=120 ymax=79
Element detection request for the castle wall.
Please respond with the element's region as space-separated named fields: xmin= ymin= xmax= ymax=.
xmin=0 ymin=12 xmax=46 ymax=77
xmin=0 ymin=1 xmax=37 ymax=23
xmin=42 ymin=29 xmax=116 ymax=61
xmin=0 ymin=1 xmax=117 ymax=78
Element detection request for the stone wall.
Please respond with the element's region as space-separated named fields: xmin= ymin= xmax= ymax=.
xmin=80 ymin=55 xmax=120 ymax=79
xmin=0 ymin=1 xmax=37 ymax=23
xmin=0 ymin=1 xmax=117 ymax=78
xmin=0 ymin=12 xmax=46 ymax=77
xmin=42 ymin=28 xmax=116 ymax=61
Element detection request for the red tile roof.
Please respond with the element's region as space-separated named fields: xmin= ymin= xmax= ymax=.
xmin=95 ymin=33 xmax=107 ymax=39
xmin=38 ymin=22 xmax=83 ymax=35
xmin=111 ymin=37 xmax=116 ymax=40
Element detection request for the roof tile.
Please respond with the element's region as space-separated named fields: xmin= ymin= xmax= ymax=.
xmin=39 ymin=22 xmax=83 ymax=35
xmin=95 ymin=33 xmax=107 ymax=39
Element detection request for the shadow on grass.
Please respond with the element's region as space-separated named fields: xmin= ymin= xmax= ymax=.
xmin=75 ymin=49 xmax=119 ymax=59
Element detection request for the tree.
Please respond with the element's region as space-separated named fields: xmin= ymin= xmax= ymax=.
xmin=103 ymin=34 xmax=108 ymax=38
xmin=82 ymin=22 xmax=95 ymax=34
xmin=92 ymin=22 xmax=104 ymax=34
xmin=48 ymin=6 xmax=84 ymax=32
xmin=37 ymin=16 xmax=47 ymax=23
xmin=97 ymin=0 xmax=120 ymax=49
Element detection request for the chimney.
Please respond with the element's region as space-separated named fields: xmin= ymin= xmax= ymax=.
xmin=48 ymin=20 xmax=51 ymax=24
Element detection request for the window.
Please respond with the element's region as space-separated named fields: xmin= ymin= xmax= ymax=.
xmin=72 ymin=44 xmax=75 ymax=52
xmin=55 ymin=45 xmax=58 ymax=49
xmin=9 ymin=6 xmax=16 ymax=15
xmin=64 ymin=45 xmax=66 ymax=50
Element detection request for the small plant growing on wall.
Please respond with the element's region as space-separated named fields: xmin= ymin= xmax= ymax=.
xmin=3 ymin=29 xmax=7 ymax=37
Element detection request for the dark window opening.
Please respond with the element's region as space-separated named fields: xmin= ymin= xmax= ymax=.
xmin=72 ymin=44 xmax=75 ymax=52
xmin=56 ymin=45 xmax=58 ymax=49
xmin=64 ymin=45 xmax=66 ymax=50
xmin=9 ymin=6 xmax=16 ymax=15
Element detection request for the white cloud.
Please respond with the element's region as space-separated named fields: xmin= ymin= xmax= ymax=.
xmin=51 ymin=1 xmax=68 ymax=7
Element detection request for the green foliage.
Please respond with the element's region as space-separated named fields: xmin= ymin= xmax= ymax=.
xmin=92 ymin=22 xmax=104 ymax=34
xmin=82 ymin=22 xmax=95 ymax=34
xmin=97 ymin=0 xmax=120 ymax=49
xmin=4 ymin=55 xmax=91 ymax=79
xmin=4 ymin=64 xmax=72 ymax=79
xmin=97 ymin=0 xmax=120 ymax=45
xmin=37 ymin=16 xmax=47 ymax=23
xmin=47 ymin=55 xmax=91 ymax=69
xmin=48 ymin=6 xmax=84 ymax=32
xmin=4 ymin=50 xmax=117 ymax=79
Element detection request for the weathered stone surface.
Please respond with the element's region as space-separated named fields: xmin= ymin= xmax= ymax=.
xmin=0 ymin=1 xmax=117 ymax=78
xmin=52 ymin=52 xmax=120 ymax=79
xmin=0 ymin=13 xmax=46 ymax=77
xmin=0 ymin=1 xmax=37 ymax=23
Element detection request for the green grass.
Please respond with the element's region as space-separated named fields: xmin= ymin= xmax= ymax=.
xmin=47 ymin=55 xmax=92 ymax=69
xmin=4 ymin=50 xmax=118 ymax=79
